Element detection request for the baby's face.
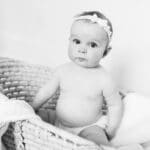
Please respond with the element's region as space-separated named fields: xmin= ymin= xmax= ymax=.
xmin=68 ymin=20 xmax=109 ymax=68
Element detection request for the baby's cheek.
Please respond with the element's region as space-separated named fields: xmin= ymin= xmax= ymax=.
xmin=90 ymin=52 xmax=101 ymax=62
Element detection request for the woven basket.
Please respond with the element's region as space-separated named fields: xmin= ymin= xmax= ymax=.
xmin=0 ymin=57 xmax=102 ymax=150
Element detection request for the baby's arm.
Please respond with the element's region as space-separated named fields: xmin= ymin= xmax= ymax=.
xmin=31 ymin=71 xmax=60 ymax=111
xmin=103 ymin=77 xmax=124 ymax=139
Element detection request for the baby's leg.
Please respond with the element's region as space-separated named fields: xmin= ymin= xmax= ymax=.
xmin=78 ymin=125 xmax=110 ymax=146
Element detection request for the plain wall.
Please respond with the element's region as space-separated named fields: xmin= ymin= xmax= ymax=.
xmin=1 ymin=0 xmax=150 ymax=96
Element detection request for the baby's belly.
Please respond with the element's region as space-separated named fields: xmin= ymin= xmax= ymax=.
xmin=56 ymin=94 xmax=103 ymax=127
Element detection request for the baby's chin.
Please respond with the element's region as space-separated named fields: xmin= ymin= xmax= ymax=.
xmin=69 ymin=57 xmax=99 ymax=68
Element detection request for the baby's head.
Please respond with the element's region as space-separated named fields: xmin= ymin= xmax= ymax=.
xmin=68 ymin=11 xmax=113 ymax=68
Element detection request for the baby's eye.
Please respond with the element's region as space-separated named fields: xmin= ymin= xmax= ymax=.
xmin=90 ymin=42 xmax=98 ymax=48
xmin=73 ymin=39 xmax=81 ymax=44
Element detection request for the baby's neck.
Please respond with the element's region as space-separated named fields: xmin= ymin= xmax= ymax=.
xmin=71 ymin=62 xmax=101 ymax=70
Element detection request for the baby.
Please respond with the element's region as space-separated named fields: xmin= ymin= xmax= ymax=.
xmin=32 ymin=11 xmax=124 ymax=146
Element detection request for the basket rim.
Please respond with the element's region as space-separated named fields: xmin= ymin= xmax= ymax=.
xmin=26 ymin=118 xmax=99 ymax=146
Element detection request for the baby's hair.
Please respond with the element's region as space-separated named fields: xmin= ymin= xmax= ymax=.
xmin=74 ymin=11 xmax=113 ymax=57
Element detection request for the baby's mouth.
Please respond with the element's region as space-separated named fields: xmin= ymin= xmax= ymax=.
xmin=76 ymin=57 xmax=87 ymax=62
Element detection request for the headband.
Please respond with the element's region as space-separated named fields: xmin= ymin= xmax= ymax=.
xmin=74 ymin=14 xmax=112 ymax=41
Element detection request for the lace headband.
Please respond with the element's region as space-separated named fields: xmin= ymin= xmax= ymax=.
xmin=74 ymin=14 xmax=112 ymax=41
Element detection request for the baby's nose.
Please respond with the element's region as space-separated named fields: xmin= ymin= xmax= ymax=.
xmin=78 ymin=48 xmax=87 ymax=53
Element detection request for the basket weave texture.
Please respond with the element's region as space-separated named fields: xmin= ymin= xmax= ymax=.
xmin=0 ymin=57 xmax=101 ymax=150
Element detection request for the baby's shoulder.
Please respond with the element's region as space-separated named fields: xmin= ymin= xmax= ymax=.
xmin=97 ymin=67 xmax=115 ymax=86
xmin=53 ymin=62 xmax=72 ymax=76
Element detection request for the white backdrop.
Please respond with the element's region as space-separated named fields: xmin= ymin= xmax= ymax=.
xmin=1 ymin=0 xmax=150 ymax=96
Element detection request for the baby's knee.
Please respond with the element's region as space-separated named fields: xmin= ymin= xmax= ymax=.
xmin=79 ymin=125 xmax=103 ymax=137
xmin=79 ymin=125 xmax=109 ymax=145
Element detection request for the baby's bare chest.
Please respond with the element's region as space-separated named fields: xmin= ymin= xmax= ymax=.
xmin=59 ymin=71 xmax=105 ymax=95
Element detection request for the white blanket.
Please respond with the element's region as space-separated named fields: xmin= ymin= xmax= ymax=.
xmin=0 ymin=93 xmax=40 ymax=150
xmin=111 ymin=93 xmax=150 ymax=146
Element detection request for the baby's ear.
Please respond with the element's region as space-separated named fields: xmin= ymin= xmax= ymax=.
xmin=103 ymin=46 xmax=112 ymax=57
